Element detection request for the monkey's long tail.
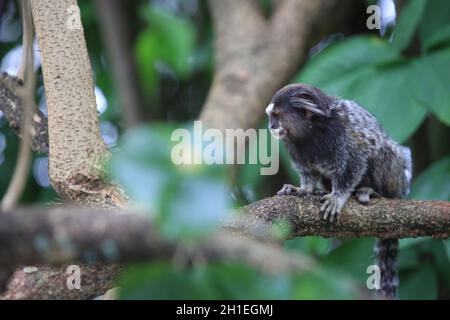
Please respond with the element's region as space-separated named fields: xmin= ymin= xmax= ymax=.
xmin=375 ymin=238 xmax=399 ymax=299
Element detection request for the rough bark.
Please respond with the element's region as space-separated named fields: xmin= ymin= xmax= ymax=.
xmin=0 ymin=196 xmax=449 ymax=277
xmin=200 ymin=0 xmax=356 ymax=131
xmin=0 ymin=206 xmax=315 ymax=296
xmin=0 ymin=0 xmax=128 ymax=300
xmin=230 ymin=195 xmax=450 ymax=239
xmin=1 ymin=264 xmax=121 ymax=300
xmin=30 ymin=0 xmax=126 ymax=207
xmin=0 ymin=73 xmax=48 ymax=153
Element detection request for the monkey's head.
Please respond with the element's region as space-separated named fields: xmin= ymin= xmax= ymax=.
xmin=265 ymin=83 xmax=334 ymax=141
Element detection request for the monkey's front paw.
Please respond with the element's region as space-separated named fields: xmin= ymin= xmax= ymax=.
xmin=320 ymin=193 xmax=348 ymax=222
xmin=277 ymin=184 xmax=310 ymax=196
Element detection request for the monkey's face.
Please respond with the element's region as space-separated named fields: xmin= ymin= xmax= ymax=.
xmin=265 ymin=102 xmax=288 ymax=139
xmin=266 ymin=84 xmax=331 ymax=141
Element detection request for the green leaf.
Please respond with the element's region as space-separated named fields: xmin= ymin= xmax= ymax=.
xmin=321 ymin=238 xmax=375 ymax=283
xmin=159 ymin=176 xmax=229 ymax=240
xmin=296 ymin=35 xmax=426 ymax=142
xmin=285 ymin=237 xmax=331 ymax=257
xmin=342 ymin=61 xmax=426 ymax=142
xmin=135 ymin=31 xmax=161 ymax=96
xmin=428 ymin=240 xmax=450 ymax=288
xmin=399 ymin=240 xmax=450 ymax=295
xmin=424 ymin=25 xmax=450 ymax=52
xmin=119 ymin=262 xmax=293 ymax=299
xmin=410 ymin=155 xmax=450 ymax=200
xmin=443 ymin=240 xmax=450 ymax=264
xmin=412 ymin=47 xmax=450 ymax=125
xmin=108 ymin=125 xmax=175 ymax=213
xmin=141 ymin=6 xmax=196 ymax=76
xmin=398 ymin=244 xmax=421 ymax=269
xmin=399 ymin=265 xmax=438 ymax=300
xmin=108 ymin=124 xmax=229 ymax=240
xmin=392 ymin=0 xmax=427 ymax=51
xmin=135 ymin=5 xmax=196 ymax=95
xmin=293 ymin=270 xmax=357 ymax=299
xmin=270 ymin=220 xmax=293 ymax=241
xmin=296 ymin=36 xmax=401 ymax=95
xmin=399 ymin=237 xmax=430 ymax=249
xmin=420 ymin=0 xmax=450 ymax=51
xmin=119 ymin=262 xmax=217 ymax=300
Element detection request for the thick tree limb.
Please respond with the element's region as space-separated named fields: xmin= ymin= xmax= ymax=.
xmin=30 ymin=0 xmax=127 ymax=207
xmin=1 ymin=264 xmax=121 ymax=300
xmin=229 ymin=195 xmax=450 ymax=239
xmin=1 ymin=196 xmax=449 ymax=291
xmin=0 ymin=206 xmax=315 ymax=296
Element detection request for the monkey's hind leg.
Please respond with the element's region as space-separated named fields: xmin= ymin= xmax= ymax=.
xmin=355 ymin=187 xmax=380 ymax=204
xmin=277 ymin=184 xmax=309 ymax=196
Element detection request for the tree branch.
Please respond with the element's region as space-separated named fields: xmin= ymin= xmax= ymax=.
xmin=229 ymin=195 xmax=450 ymax=239
xmin=1 ymin=264 xmax=121 ymax=300
xmin=30 ymin=0 xmax=127 ymax=207
xmin=0 ymin=74 xmax=49 ymax=154
xmin=0 ymin=206 xmax=315 ymax=296
xmin=1 ymin=196 xmax=449 ymax=292
xmin=1 ymin=0 xmax=35 ymax=211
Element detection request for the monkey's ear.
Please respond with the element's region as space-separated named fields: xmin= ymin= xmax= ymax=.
xmin=289 ymin=96 xmax=327 ymax=117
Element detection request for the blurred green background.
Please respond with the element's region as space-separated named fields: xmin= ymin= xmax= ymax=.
xmin=1 ymin=0 xmax=449 ymax=299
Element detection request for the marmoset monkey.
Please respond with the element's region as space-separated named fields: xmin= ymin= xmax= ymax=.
xmin=266 ymin=83 xmax=412 ymax=299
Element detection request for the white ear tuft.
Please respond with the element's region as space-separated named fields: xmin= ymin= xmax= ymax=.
xmin=265 ymin=103 xmax=274 ymax=115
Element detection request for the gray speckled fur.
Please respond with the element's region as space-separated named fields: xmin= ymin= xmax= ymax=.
xmin=267 ymin=83 xmax=412 ymax=299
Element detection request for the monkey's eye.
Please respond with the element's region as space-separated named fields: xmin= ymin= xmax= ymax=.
xmin=296 ymin=93 xmax=312 ymax=100
xmin=271 ymin=110 xmax=280 ymax=118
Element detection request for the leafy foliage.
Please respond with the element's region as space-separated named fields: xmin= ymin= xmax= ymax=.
xmin=295 ymin=35 xmax=426 ymax=142
xmin=391 ymin=0 xmax=426 ymax=51
xmin=419 ymin=0 xmax=450 ymax=51
xmin=136 ymin=6 xmax=196 ymax=96
xmin=119 ymin=262 xmax=293 ymax=300
xmin=410 ymin=156 xmax=450 ymax=200
xmin=108 ymin=124 xmax=229 ymax=240
xmin=295 ymin=0 xmax=450 ymax=138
